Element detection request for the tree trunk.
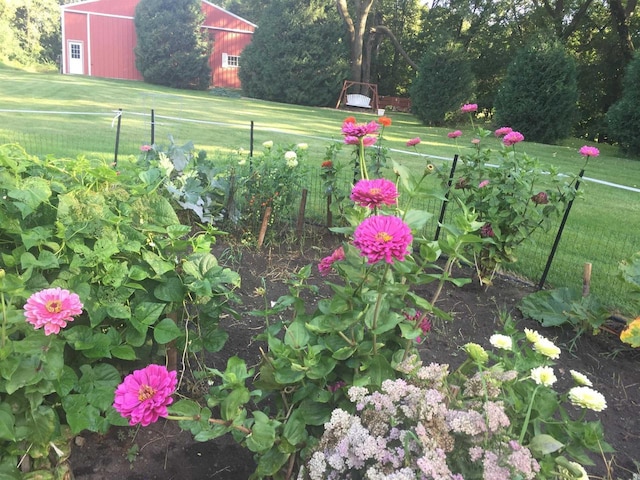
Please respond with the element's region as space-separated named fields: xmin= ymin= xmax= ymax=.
xmin=336 ymin=0 xmax=375 ymax=85
xmin=608 ymin=0 xmax=636 ymax=63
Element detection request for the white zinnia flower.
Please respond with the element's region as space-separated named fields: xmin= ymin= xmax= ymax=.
xmin=285 ymin=151 xmax=298 ymax=167
xmin=296 ymin=142 xmax=308 ymax=150
xmin=238 ymin=158 xmax=247 ymax=166
xmin=489 ymin=334 xmax=513 ymax=351
xmin=570 ymin=370 xmax=593 ymax=387
xmin=532 ymin=337 xmax=561 ymax=359
xmin=530 ymin=366 xmax=557 ymax=387
xmin=262 ymin=140 xmax=273 ymax=148
xmin=524 ymin=328 xmax=542 ymax=343
xmin=568 ymin=386 xmax=607 ymax=412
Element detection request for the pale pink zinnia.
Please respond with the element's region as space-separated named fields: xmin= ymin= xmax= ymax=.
xmin=353 ymin=215 xmax=413 ymax=264
xmin=448 ymin=130 xmax=462 ymax=139
xmin=350 ymin=178 xmax=398 ymax=209
xmin=406 ymin=137 xmax=421 ymax=147
xmin=579 ymin=145 xmax=600 ymax=157
xmin=478 ymin=180 xmax=490 ymax=188
xmin=318 ymin=246 xmax=346 ymax=276
xmin=113 ymin=364 xmax=178 ymax=427
xmin=140 ymin=145 xmax=152 ymax=152
xmin=494 ymin=127 xmax=513 ymax=137
xmin=503 ymin=131 xmax=525 ymax=146
xmin=24 ymin=287 xmax=84 ymax=335
xmin=461 ymin=104 xmax=478 ymax=113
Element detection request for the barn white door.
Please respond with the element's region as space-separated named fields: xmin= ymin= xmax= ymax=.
xmin=68 ymin=42 xmax=83 ymax=74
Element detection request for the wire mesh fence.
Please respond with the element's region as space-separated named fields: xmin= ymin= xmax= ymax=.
xmin=1 ymin=108 xmax=639 ymax=310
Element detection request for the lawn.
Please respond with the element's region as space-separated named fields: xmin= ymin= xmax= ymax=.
xmin=1 ymin=63 xmax=639 ymax=312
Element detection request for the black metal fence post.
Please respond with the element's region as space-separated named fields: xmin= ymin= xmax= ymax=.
xmin=249 ymin=120 xmax=254 ymax=169
xmin=434 ymin=154 xmax=459 ymax=241
xmin=150 ymin=109 xmax=155 ymax=145
xmin=113 ymin=108 xmax=122 ymax=167
xmin=537 ymin=169 xmax=585 ymax=289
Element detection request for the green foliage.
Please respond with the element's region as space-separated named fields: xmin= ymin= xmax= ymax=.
xmin=225 ymin=142 xmax=309 ymax=243
xmin=494 ymin=42 xmax=578 ymax=144
xmin=134 ymin=0 xmax=211 ymax=90
xmin=606 ymin=52 xmax=640 ymax=155
xmin=410 ymin=46 xmax=475 ymax=126
xmin=444 ymin=125 xmax=579 ymax=283
xmin=0 ymin=144 xmax=239 ymax=473
xmin=238 ymin=0 xmax=349 ymax=107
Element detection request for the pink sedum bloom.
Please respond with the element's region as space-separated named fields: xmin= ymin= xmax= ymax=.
xmin=503 ymin=131 xmax=525 ymax=146
xmin=461 ymin=104 xmax=478 ymax=113
xmin=406 ymin=137 xmax=421 ymax=147
xmin=113 ymin=364 xmax=178 ymax=427
xmin=494 ymin=127 xmax=513 ymax=137
xmin=318 ymin=246 xmax=346 ymax=276
xmin=350 ymin=178 xmax=398 ymax=209
xmin=24 ymin=287 xmax=83 ymax=335
xmin=353 ymin=215 xmax=413 ymax=264
xmin=448 ymin=130 xmax=462 ymax=139
xmin=579 ymin=145 xmax=600 ymax=157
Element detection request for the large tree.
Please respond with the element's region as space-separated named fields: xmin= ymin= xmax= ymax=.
xmin=239 ymin=0 xmax=349 ymax=106
xmin=134 ymin=0 xmax=211 ymax=90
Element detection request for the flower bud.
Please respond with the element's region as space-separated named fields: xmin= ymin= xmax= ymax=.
xmin=531 ymin=192 xmax=549 ymax=205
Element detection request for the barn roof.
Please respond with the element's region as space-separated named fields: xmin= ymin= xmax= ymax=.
xmin=62 ymin=0 xmax=256 ymax=30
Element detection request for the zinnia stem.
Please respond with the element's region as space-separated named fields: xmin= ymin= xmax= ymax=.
xmin=0 ymin=291 xmax=6 ymax=348
xmin=519 ymin=385 xmax=540 ymax=444
xmin=165 ymin=415 xmax=252 ymax=435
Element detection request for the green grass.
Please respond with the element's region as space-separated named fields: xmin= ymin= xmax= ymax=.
xmin=1 ymin=63 xmax=639 ymax=313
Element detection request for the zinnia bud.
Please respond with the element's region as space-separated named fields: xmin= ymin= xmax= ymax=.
xmin=531 ymin=192 xmax=549 ymax=205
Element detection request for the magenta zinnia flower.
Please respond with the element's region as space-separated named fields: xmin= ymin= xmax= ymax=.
xmin=503 ymin=131 xmax=525 ymax=146
xmin=461 ymin=104 xmax=478 ymax=113
xmin=494 ymin=127 xmax=513 ymax=137
xmin=353 ymin=215 xmax=413 ymax=264
xmin=480 ymin=223 xmax=495 ymax=238
xmin=447 ymin=130 xmax=462 ymax=139
xmin=579 ymin=145 xmax=600 ymax=157
xmin=406 ymin=137 xmax=421 ymax=147
xmin=24 ymin=287 xmax=83 ymax=336
xmin=318 ymin=246 xmax=346 ymax=276
xmin=113 ymin=364 xmax=178 ymax=427
xmin=350 ymin=178 xmax=398 ymax=209
xmin=341 ymin=120 xmax=379 ymax=138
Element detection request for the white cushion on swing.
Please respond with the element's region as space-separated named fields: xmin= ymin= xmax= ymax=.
xmin=346 ymin=94 xmax=372 ymax=108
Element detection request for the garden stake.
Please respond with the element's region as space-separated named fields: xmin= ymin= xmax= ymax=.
xmin=434 ymin=154 xmax=459 ymax=241
xmin=296 ymin=189 xmax=308 ymax=239
xmin=249 ymin=120 xmax=254 ymax=165
xmin=583 ymin=262 xmax=592 ymax=297
xmin=257 ymin=206 xmax=272 ymax=248
xmin=113 ymin=108 xmax=122 ymax=167
xmin=537 ymin=168 xmax=584 ymax=289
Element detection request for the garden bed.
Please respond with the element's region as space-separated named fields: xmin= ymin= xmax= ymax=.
xmin=69 ymin=243 xmax=640 ymax=480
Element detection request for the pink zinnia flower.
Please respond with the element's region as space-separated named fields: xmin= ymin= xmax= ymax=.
xmin=503 ymin=131 xmax=525 ymax=146
xmin=471 ymin=138 xmax=481 ymax=145
xmin=494 ymin=127 xmax=513 ymax=137
xmin=461 ymin=104 xmax=478 ymax=113
xmin=362 ymin=136 xmax=377 ymax=147
xmin=406 ymin=137 xmax=421 ymax=147
xmin=353 ymin=215 xmax=413 ymax=264
xmin=579 ymin=145 xmax=600 ymax=157
xmin=140 ymin=145 xmax=152 ymax=152
xmin=478 ymin=180 xmax=490 ymax=188
xmin=350 ymin=178 xmax=398 ymax=209
xmin=341 ymin=120 xmax=379 ymax=138
xmin=448 ymin=130 xmax=462 ymax=139
xmin=24 ymin=288 xmax=83 ymax=336
xmin=318 ymin=246 xmax=346 ymax=276
xmin=113 ymin=364 xmax=178 ymax=427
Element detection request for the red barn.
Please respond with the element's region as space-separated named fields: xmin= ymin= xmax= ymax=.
xmin=61 ymin=0 xmax=256 ymax=89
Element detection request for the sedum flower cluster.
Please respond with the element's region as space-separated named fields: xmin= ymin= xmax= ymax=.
xmin=303 ymin=358 xmax=539 ymax=480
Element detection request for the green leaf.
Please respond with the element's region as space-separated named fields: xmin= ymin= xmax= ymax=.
xmin=20 ymin=250 xmax=59 ymax=270
xmin=0 ymin=404 xmax=16 ymax=441
xmin=154 ymin=317 xmax=182 ymax=344
xmin=154 ymin=277 xmax=185 ymax=302
xmin=7 ymin=177 xmax=51 ymax=218
xmin=142 ymin=250 xmax=176 ymax=276
xmin=133 ymin=302 xmax=166 ymax=326
xmin=246 ymin=411 xmax=276 ymax=453
xmin=111 ymin=345 xmax=137 ymax=360
xmin=282 ymin=409 xmax=307 ymax=447
xmin=529 ymin=434 xmax=564 ymax=455
xmin=284 ymin=321 xmax=309 ymax=350
xmin=221 ymin=387 xmax=250 ymax=421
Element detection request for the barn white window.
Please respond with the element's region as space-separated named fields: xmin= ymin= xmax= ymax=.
xmin=222 ymin=53 xmax=240 ymax=68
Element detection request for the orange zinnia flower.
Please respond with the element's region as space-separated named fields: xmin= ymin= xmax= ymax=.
xmin=378 ymin=116 xmax=392 ymax=127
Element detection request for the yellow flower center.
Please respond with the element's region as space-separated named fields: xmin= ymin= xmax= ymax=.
xmin=375 ymin=231 xmax=392 ymax=242
xmin=369 ymin=188 xmax=381 ymax=196
xmin=45 ymin=300 xmax=62 ymax=313
xmin=138 ymin=384 xmax=156 ymax=401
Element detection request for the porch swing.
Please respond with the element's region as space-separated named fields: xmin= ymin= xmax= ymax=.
xmin=335 ymin=80 xmax=380 ymax=111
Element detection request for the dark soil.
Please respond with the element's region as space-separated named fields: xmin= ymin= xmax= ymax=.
xmin=70 ymin=241 xmax=640 ymax=480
